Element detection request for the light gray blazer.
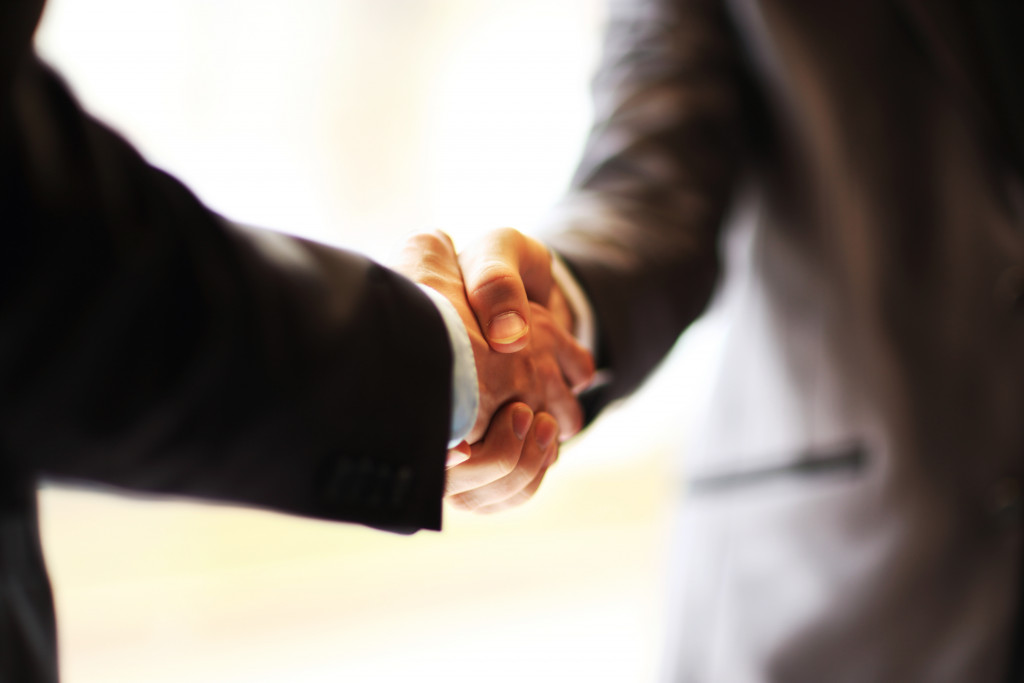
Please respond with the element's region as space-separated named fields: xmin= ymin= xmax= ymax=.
xmin=549 ymin=0 xmax=1024 ymax=680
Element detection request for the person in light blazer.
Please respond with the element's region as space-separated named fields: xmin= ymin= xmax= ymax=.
xmin=451 ymin=0 xmax=1024 ymax=680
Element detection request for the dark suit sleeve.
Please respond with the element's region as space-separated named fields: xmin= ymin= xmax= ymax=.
xmin=544 ymin=0 xmax=747 ymax=417
xmin=0 ymin=56 xmax=450 ymax=533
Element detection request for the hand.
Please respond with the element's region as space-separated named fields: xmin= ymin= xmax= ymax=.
xmin=391 ymin=230 xmax=593 ymax=442
xmin=458 ymin=227 xmax=574 ymax=354
xmin=444 ymin=402 xmax=561 ymax=512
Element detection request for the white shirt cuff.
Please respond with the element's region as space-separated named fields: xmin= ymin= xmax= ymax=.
xmin=418 ymin=285 xmax=479 ymax=447
xmin=550 ymin=251 xmax=597 ymax=354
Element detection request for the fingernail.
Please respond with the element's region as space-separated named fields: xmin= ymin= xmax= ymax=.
xmin=446 ymin=451 xmax=469 ymax=468
xmin=512 ymin=406 xmax=534 ymax=441
xmin=487 ymin=312 xmax=528 ymax=344
xmin=446 ymin=443 xmax=470 ymax=468
xmin=535 ymin=417 xmax=558 ymax=451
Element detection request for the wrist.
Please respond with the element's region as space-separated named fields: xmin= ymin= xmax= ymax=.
xmin=416 ymin=284 xmax=480 ymax=447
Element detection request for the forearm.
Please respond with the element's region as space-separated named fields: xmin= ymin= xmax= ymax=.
xmin=2 ymin=57 xmax=451 ymax=532
xmin=541 ymin=0 xmax=747 ymax=410
xmin=544 ymin=199 xmax=720 ymax=415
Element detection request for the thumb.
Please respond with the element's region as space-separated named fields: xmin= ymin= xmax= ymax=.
xmin=458 ymin=228 xmax=554 ymax=353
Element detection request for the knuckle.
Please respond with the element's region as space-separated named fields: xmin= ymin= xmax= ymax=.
xmin=446 ymin=493 xmax=473 ymax=510
xmin=538 ymin=361 xmax=562 ymax=387
xmin=494 ymin=226 xmax=523 ymax=244
xmin=429 ymin=229 xmax=454 ymax=246
xmin=403 ymin=231 xmax=441 ymax=251
xmin=417 ymin=249 xmax=450 ymax=273
xmin=512 ymin=361 xmax=537 ymax=398
xmin=530 ymin=309 xmax=554 ymax=333
xmin=522 ymin=358 xmax=539 ymax=385
xmin=469 ymin=265 xmax=518 ymax=301
xmin=495 ymin=447 xmax=522 ymax=477
xmin=453 ymin=493 xmax=487 ymax=512
xmin=563 ymin=409 xmax=583 ymax=437
xmin=496 ymin=496 xmax=525 ymax=512
xmin=490 ymin=476 xmax=522 ymax=502
xmin=507 ymin=488 xmax=534 ymax=509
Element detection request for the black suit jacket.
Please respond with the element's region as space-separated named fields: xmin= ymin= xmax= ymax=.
xmin=1 ymin=2 xmax=451 ymax=681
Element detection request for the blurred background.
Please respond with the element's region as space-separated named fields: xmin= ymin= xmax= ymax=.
xmin=33 ymin=1 xmax=725 ymax=681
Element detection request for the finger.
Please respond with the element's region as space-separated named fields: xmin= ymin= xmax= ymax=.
xmin=470 ymin=463 xmax=549 ymax=514
xmin=469 ymin=425 xmax=560 ymax=514
xmin=391 ymin=230 xmax=459 ymax=286
xmin=531 ymin=302 xmax=595 ymax=392
xmin=458 ymin=228 xmax=554 ymax=353
xmin=447 ymin=412 xmax=559 ymax=510
xmin=541 ymin=371 xmax=585 ymax=441
xmin=446 ymin=442 xmax=471 ymax=469
xmin=445 ymin=402 xmax=534 ymax=496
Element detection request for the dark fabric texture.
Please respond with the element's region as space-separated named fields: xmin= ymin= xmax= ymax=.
xmin=1 ymin=2 xmax=451 ymax=680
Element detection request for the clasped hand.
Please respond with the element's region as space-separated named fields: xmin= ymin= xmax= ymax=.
xmin=392 ymin=229 xmax=593 ymax=512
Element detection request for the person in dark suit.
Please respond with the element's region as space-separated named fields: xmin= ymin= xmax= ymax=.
xmin=0 ymin=2 xmax=593 ymax=681
xmin=453 ymin=0 xmax=1024 ymax=679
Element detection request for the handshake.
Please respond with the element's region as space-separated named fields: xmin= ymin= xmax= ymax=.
xmin=392 ymin=228 xmax=596 ymax=514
